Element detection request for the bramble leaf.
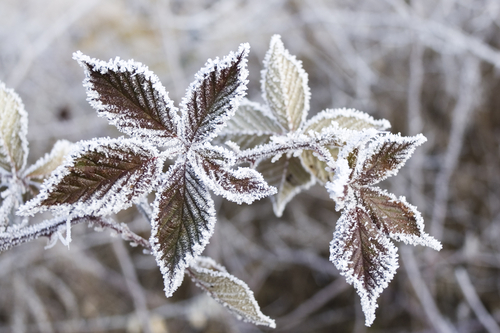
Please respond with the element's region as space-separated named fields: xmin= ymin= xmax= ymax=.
xmin=19 ymin=138 xmax=163 ymax=217
xmin=181 ymin=44 xmax=249 ymax=144
xmin=257 ymin=155 xmax=314 ymax=217
xmin=353 ymin=133 xmax=426 ymax=186
xmin=219 ymin=99 xmax=282 ymax=150
xmin=23 ymin=140 xmax=74 ymax=180
xmin=359 ymin=187 xmax=441 ymax=250
xmin=188 ymin=256 xmax=276 ymax=328
xmin=330 ymin=205 xmax=398 ymax=326
xmin=193 ymin=145 xmax=276 ymax=205
xmin=74 ymin=52 xmax=180 ymax=147
xmin=150 ymin=160 xmax=216 ymax=297
xmin=261 ymin=35 xmax=310 ymax=132
xmin=0 ymin=81 xmax=28 ymax=173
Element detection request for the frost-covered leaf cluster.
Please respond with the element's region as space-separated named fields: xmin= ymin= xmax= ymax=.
xmin=3 ymin=35 xmax=442 ymax=329
xmin=222 ymin=35 xmax=442 ymax=326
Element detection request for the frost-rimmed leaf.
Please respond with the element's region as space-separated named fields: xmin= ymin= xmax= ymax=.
xmin=0 ymin=81 xmax=29 ymax=173
xmin=218 ymin=99 xmax=283 ymax=150
xmin=150 ymin=159 xmax=216 ymax=297
xmin=261 ymin=35 xmax=310 ymax=132
xmin=353 ymin=133 xmax=426 ymax=186
xmin=301 ymin=108 xmax=390 ymax=183
xmin=73 ymin=51 xmax=180 ymax=147
xmin=23 ymin=140 xmax=74 ymax=180
xmin=359 ymin=187 xmax=441 ymax=250
xmin=257 ymin=155 xmax=314 ymax=217
xmin=19 ymin=138 xmax=163 ymax=217
xmin=192 ymin=145 xmax=276 ymax=205
xmin=181 ymin=44 xmax=250 ymax=144
xmin=188 ymin=256 xmax=276 ymax=328
xmin=330 ymin=205 xmax=398 ymax=326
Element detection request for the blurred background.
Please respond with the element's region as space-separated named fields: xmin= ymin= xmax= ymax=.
xmin=1 ymin=0 xmax=500 ymax=332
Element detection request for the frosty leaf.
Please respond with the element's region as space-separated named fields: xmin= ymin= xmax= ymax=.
xmin=303 ymin=108 xmax=391 ymax=134
xmin=218 ymin=99 xmax=283 ymax=150
xmin=0 ymin=82 xmax=28 ymax=173
xmin=150 ymin=160 xmax=216 ymax=297
xmin=193 ymin=145 xmax=276 ymax=205
xmin=74 ymin=52 xmax=180 ymax=147
xmin=330 ymin=205 xmax=398 ymax=326
xmin=301 ymin=108 xmax=390 ymax=183
xmin=258 ymin=155 xmax=314 ymax=217
xmin=359 ymin=187 xmax=441 ymax=250
xmin=188 ymin=256 xmax=276 ymax=328
xmin=261 ymin=35 xmax=310 ymax=132
xmin=223 ymin=99 xmax=283 ymax=135
xmin=19 ymin=138 xmax=163 ymax=217
xmin=354 ymin=134 xmax=426 ymax=186
xmin=23 ymin=140 xmax=74 ymax=180
xmin=181 ymin=44 xmax=249 ymax=144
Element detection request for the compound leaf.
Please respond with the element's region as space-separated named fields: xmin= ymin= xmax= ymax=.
xmin=188 ymin=256 xmax=276 ymax=328
xmin=74 ymin=52 xmax=180 ymax=147
xmin=19 ymin=138 xmax=163 ymax=217
xmin=150 ymin=160 xmax=216 ymax=297
xmin=181 ymin=44 xmax=249 ymax=144
xmin=261 ymin=35 xmax=310 ymax=132
xmin=0 ymin=82 xmax=28 ymax=173
xmin=258 ymin=155 xmax=314 ymax=217
xmin=330 ymin=204 xmax=398 ymax=326
xmin=23 ymin=140 xmax=74 ymax=180
xmin=359 ymin=186 xmax=441 ymax=250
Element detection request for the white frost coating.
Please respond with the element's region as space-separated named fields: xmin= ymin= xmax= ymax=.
xmin=364 ymin=186 xmax=442 ymax=251
xmin=303 ymin=108 xmax=391 ymax=133
xmin=189 ymin=143 xmax=276 ymax=205
xmin=73 ymin=51 xmax=181 ymax=147
xmin=325 ymin=158 xmax=351 ymax=210
xmin=330 ymin=206 xmax=399 ymax=326
xmin=179 ymin=43 xmax=250 ymax=145
xmin=0 ymin=81 xmax=29 ymax=173
xmin=220 ymin=98 xmax=283 ymax=136
xmin=189 ymin=256 xmax=276 ymax=328
xmin=261 ymin=35 xmax=310 ymax=132
xmin=149 ymin=160 xmax=217 ymax=298
xmin=355 ymin=133 xmax=427 ymax=185
xmin=18 ymin=137 xmax=164 ymax=217
xmin=22 ymin=140 xmax=74 ymax=179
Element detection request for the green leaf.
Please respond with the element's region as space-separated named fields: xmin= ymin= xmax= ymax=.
xmin=261 ymin=35 xmax=310 ymax=132
xmin=74 ymin=52 xmax=180 ymax=147
xmin=0 ymin=82 xmax=28 ymax=173
xmin=188 ymin=256 xmax=276 ymax=328
xmin=23 ymin=140 xmax=74 ymax=180
xmin=19 ymin=138 xmax=163 ymax=217
xmin=150 ymin=160 xmax=216 ymax=297
xmin=359 ymin=186 xmax=441 ymax=250
xmin=258 ymin=155 xmax=314 ymax=217
xmin=181 ymin=44 xmax=249 ymax=144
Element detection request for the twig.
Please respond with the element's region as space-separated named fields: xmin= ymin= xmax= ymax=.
xmin=455 ymin=267 xmax=500 ymax=333
xmin=112 ymin=239 xmax=153 ymax=333
xmin=401 ymin=246 xmax=457 ymax=333
xmin=430 ymin=56 xmax=480 ymax=241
